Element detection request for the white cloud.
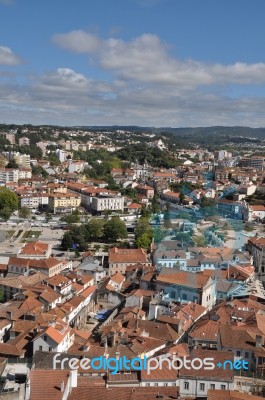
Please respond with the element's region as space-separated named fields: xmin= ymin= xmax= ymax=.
xmin=0 ymin=66 xmax=265 ymax=128
xmin=1 ymin=32 xmax=265 ymax=126
xmin=52 ymin=31 xmax=265 ymax=87
xmin=0 ymin=46 xmax=21 ymax=65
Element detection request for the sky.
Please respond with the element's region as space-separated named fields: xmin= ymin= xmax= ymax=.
xmin=1 ymin=0 xmax=265 ymax=127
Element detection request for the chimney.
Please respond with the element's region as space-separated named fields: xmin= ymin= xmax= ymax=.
xmin=6 ymin=311 xmax=12 ymax=320
xmin=69 ymin=370 xmax=77 ymax=389
xmin=256 ymin=335 xmax=262 ymax=348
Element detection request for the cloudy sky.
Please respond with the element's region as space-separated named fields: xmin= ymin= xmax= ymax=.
xmin=1 ymin=0 xmax=265 ymax=127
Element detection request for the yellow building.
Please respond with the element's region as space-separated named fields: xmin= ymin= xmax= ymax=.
xmin=49 ymin=192 xmax=81 ymax=213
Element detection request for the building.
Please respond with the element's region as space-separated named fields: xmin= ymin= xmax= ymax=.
xmin=0 ymin=168 xmax=31 ymax=183
xmin=18 ymin=192 xmax=49 ymax=209
xmin=135 ymin=184 xmax=154 ymax=199
xmin=55 ymin=148 xmax=65 ymax=163
xmin=156 ymin=269 xmax=216 ymax=309
xmin=4 ymin=133 xmax=15 ymax=145
xmin=33 ymin=319 xmax=74 ymax=353
xmin=179 ymin=350 xmax=234 ymax=398
xmin=78 ymin=256 xmax=106 ymax=283
xmin=90 ymin=194 xmax=124 ymax=213
xmin=161 ymin=191 xmax=180 ymax=204
xmin=244 ymin=204 xmax=265 ymax=222
xmin=68 ymin=160 xmax=87 ymax=173
xmin=246 ymin=237 xmax=265 ymax=278
xmin=26 ymin=369 xmax=78 ymax=400
xmin=17 ymin=241 xmax=51 ymax=259
xmin=14 ymin=153 xmax=31 ymax=168
xmin=48 ymin=192 xmax=81 ymax=213
xmin=0 ymin=272 xmax=46 ymax=301
xmin=153 ymin=249 xmax=189 ymax=271
xmin=18 ymin=137 xmax=30 ymax=146
xmin=108 ymin=247 xmax=152 ymax=276
xmin=217 ymin=199 xmax=244 ymax=219
xmin=7 ymin=257 xmax=72 ymax=278
xmin=239 ymin=156 xmax=265 ymax=171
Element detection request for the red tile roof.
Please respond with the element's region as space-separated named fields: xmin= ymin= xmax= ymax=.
xmin=29 ymin=369 xmax=70 ymax=400
xmin=19 ymin=241 xmax=49 ymax=256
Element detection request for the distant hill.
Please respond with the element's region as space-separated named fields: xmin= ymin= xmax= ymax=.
xmin=77 ymin=125 xmax=265 ymax=139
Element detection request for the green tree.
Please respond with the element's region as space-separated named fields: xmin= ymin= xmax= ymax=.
xmin=179 ymin=192 xmax=185 ymax=204
xmin=151 ymin=194 xmax=160 ymax=214
xmin=61 ymin=210 xmax=80 ymax=225
xmin=31 ymin=164 xmax=49 ymax=178
xmin=0 ymin=188 xmax=18 ymax=220
xmin=140 ymin=205 xmax=152 ymax=218
xmin=193 ymin=235 xmax=207 ymax=247
xmin=135 ymin=217 xmax=152 ymax=239
xmin=85 ymin=218 xmax=106 ymax=241
xmin=103 ymin=216 xmax=128 ymax=242
xmin=136 ymin=232 xmax=152 ymax=249
xmin=45 ymin=212 xmax=52 ymax=222
xmin=46 ymin=153 xmax=60 ymax=166
xmin=19 ymin=206 xmax=31 ymax=219
xmin=153 ymin=227 xmax=166 ymax=243
xmin=61 ymin=232 xmax=73 ymax=250
xmin=164 ymin=218 xmax=172 ymax=230
xmin=61 ymin=225 xmax=87 ymax=251
xmin=6 ymin=159 xmax=19 ymax=169
xmin=174 ymin=231 xmax=194 ymax=247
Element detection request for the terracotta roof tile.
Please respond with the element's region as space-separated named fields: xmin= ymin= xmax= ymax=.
xmin=109 ymin=247 xmax=150 ymax=264
xmin=29 ymin=369 xmax=70 ymax=400
xmin=19 ymin=241 xmax=49 ymax=256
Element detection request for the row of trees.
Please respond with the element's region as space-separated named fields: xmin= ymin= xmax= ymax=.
xmin=61 ymin=217 xmax=128 ymax=251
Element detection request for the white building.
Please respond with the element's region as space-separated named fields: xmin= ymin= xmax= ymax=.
xmin=56 ymin=149 xmax=65 ymax=163
xmin=179 ymin=350 xmax=234 ymax=398
xmin=68 ymin=160 xmax=87 ymax=173
xmin=156 ymin=269 xmax=216 ymax=310
xmin=19 ymin=193 xmax=49 ymax=209
xmin=90 ymin=195 xmax=124 ymax=213
xmin=33 ymin=319 xmax=74 ymax=353
xmin=0 ymin=168 xmax=31 ymax=182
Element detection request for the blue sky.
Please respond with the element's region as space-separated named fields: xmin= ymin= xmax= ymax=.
xmin=1 ymin=0 xmax=265 ymax=127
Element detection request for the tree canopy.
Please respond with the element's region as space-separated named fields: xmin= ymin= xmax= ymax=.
xmin=0 ymin=188 xmax=18 ymax=220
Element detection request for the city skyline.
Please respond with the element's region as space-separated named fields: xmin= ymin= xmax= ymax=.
xmin=1 ymin=0 xmax=265 ymax=127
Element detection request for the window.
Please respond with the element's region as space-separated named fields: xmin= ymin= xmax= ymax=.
xmin=164 ymin=383 xmax=168 ymax=387
xmin=236 ymin=351 xmax=241 ymax=357
xmin=221 ymin=385 xmax=226 ymax=390
xmin=38 ymin=346 xmax=42 ymax=351
xmin=49 ymin=347 xmax=52 ymax=351
xmin=182 ymin=294 xmax=187 ymax=300
xmin=184 ymin=382 xmax=189 ymax=390
xmin=154 ymin=383 xmax=158 ymax=386
xmin=210 ymin=384 xmax=215 ymax=390
xmin=146 ymin=383 xmax=150 ymax=387
xmin=245 ymin=352 xmax=249 ymax=358
xmin=200 ymin=383 xmax=205 ymax=391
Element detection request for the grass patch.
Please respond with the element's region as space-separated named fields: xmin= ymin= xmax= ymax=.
xmin=22 ymin=230 xmax=42 ymax=239
xmin=5 ymin=230 xmax=15 ymax=239
xmin=244 ymin=225 xmax=254 ymax=232
xmin=22 ymin=230 xmax=31 ymax=238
